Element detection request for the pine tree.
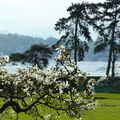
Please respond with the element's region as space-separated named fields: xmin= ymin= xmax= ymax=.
xmin=10 ymin=44 xmax=53 ymax=69
xmin=91 ymin=0 xmax=120 ymax=77
xmin=55 ymin=3 xmax=91 ymax=66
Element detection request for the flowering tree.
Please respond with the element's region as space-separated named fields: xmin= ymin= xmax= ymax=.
xmin=0 ymin=46 xmax=95 ymax=120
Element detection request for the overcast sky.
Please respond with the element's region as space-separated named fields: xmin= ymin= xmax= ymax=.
xmin=0 ymin=0 xmax=104 ymax=39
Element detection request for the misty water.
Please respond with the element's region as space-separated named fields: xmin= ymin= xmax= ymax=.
xmin=2 ymin=60 xmax=120 ymax=76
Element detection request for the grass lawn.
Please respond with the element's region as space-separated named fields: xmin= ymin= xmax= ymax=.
xmin=1 ymin=93 xmax=120 ymax=120
xmin=82 ymin=93 xmax=120 ymax=120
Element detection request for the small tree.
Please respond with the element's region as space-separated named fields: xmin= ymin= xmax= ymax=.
xmin=0 ymin=46 xmax=96 ymax=120
xmin=10 ymin=44 xmax=53 ymax=69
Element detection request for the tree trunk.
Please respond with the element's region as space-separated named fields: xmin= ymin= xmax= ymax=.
xmin=78 ymin=47 xmax=81 ymax=61
xmin=74 ymin=18 xmax=79 ymax=63
xmin=106 ymin=33 xmax=114 ymax=76
xmin=34 ymin=54 xmax=41 ymax=69
xmin=111 ymin=51 xmax=116 ymax=77
xmin=106 ymin=3 xmax=117 ymax=77
xmin=74 ymin=18 xmax=79 ymax=73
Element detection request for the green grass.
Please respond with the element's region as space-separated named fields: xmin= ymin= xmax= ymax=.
xmin=82 ymin=93 xmax=120 ymax=120
xmin=1 ymin=93 xmax=120 ymax=120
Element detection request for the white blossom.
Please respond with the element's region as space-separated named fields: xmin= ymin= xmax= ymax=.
xmin=0 ymin=46 xmax=96 ymax=119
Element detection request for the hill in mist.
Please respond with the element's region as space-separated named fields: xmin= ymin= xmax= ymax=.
xmin=0 ymin=33 xmax=109 ymax=61
xmin=0 ymin=33 xmax=58 ymax=55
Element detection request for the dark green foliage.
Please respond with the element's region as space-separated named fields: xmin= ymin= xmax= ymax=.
xmin=55 ymin=2 xmax=92 ymax=63
xmin=90 ymin=0 xmax=120 ymax=77
xmin=10 ymin=44 xmax=53 ymax=69
xmin=10 ymin=53 xmax=26 ymax=63
xmin=94 ymin=35 xmax=109 ymax=53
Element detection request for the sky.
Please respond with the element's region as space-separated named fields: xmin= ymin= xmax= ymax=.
xmin=0 ymin=0 xmax=104 ymax=39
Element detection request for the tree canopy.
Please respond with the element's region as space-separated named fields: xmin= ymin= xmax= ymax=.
xmin=55 ymin=2 xmax=92 ymax=64
xmin=90 ymin=0 xmax=120 ymax=77
xmin=10 ymin=44 xmax=53 ymax=69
